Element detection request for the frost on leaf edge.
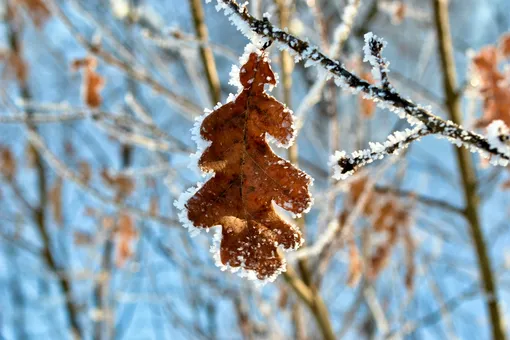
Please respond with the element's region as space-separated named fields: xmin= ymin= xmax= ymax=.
xmin=174 ymin=43 xmax=314 ymax=282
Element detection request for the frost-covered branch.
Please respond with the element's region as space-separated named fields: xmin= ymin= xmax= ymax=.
xmin=209 ymin=0 xmax=510 ymax=174
xmin=363 ymin=32 xmax=391 ymax=91
xmin=486 ymin=120 xmax=510 ymax=165
xmin=329 ymin=125 xmax=430 ymax=180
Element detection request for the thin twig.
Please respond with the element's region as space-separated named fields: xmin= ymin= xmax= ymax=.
xmin=189 ymin=0 xmax=222 ymax=104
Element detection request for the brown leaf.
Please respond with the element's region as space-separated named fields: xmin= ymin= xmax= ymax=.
xmin=102 ymin=216 xmax=115 ymax=230
xmin=345 ymin=176 xmax=415 ymax=282
xmin=74 ymin=231 xmax=93 ymax=246
xmin=359 ymin=72 xmax=376 ymax=118
xmin=149 ymin=196 xmax=159 ymax=216
xmin=64 ymin=141 xmax=75 ymax=157
xmin=347 ymin=241 xmax=363 ymax=287
xmin=49 ymin=177 xmax=63 ymax=225
xmin=15 ymin=0 xmax=50 ymax=27
xmin=115 ymin=212 xmax=138 ymax=267
xmin=367 ymin=224 xmax=398 ymax=280
xmin=146 ymin=176 xmax=156 ymax=188
xmin=101 ymin=169 xmax=135 ymax=202
xmin=403 ymin=227 xmax=415 ymax=291
xmin=502 ymin=179 xmax=510 ymax=190
xmin=0 ymin=50 xmax=27 ymax=84
xmin=84 ymin=207 xmax=97 ymax=217
xmin=499 ymin=32 xmax=510 ymax=59
xmin=346 ymin=175 xmax=374 ymax=216
xmin=72 ymin=57 xmax=105 ymax=108
xmin=78 ymin=161 xmax=92 ymax=185
xmin=24 ymin=143 xmax=36 ymax=168
xmin=0 ymin=146 xmax=16 ymax=181
xmin=393 ymin=2 xmax=407 ymax=24
xmin=180 ymin=51 xmax=313 ymax=281
xmin=278 ymin=288 xmax=289 ymax=309
xmin=472 ymin=46 xmax=510 ymax=127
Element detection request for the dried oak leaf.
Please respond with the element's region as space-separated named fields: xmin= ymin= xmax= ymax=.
xmin=177 ymin=50 xmax=313 ymax=282
xmin=72 ymin=57 xmax=105 ymax=109
xmin=472 ymin=46 xmax=510 ymax=128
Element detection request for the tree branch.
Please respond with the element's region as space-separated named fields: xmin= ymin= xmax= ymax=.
xmin=432 ymin=0 xmax=506 ymax=339
xmin=210 ymin=0 xmax=510 ymax=171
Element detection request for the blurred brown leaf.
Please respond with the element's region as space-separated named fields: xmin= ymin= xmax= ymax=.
xmin=359 ymin=72 xmax=376 ymax=118
xmin=78 ymin=161 xmax=92 ymax=185
xmin=502 ymin=179 xmax=510 ymax=190
xmin=115 ymin=212 xmax=138 ymax=267
xmin=499 ymin=32 xmax=510 ymax=59
xmin=102 ymin=216 xmax=115 ymax=230
xmin=0 ymin=146 xmax=16 ymax=181
xmin=367 ymin=224 xmax=398 ymax=280
xmin=101 ymin=169 xmax=135 ymax=202
xmin=24 ymin=143 xmax=36 ymax=168
xmin=149 ymin=196 xmax=159 ymax=216
xmin=392 ymin=2 xmax=407 ymax=25
xmin=278 ymin=288 xmax=289 ymax=309
xmin=72 ymin=57 xmax=105 ymax=109
xmin=347 ymin=241 xmax=363 ymax=287
xmin=74 ymin=231 xmax=94 ymax=246
xmin=49 ymin=177 xmax=63 ymax=225
xmin=0 ymin=49 xmax=28 ymax=84
xmin=14 ymin=0 xmax=51 ymax=27
xmin=472 ymin=46 xmax=510 ymax=128
xmin=403 ymin=227 xmax=415 ymax=291
xmin=84 ymin=207 xmax=97 ymax=217
xmin=345 ymin=176 xmax=415 ymax=283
